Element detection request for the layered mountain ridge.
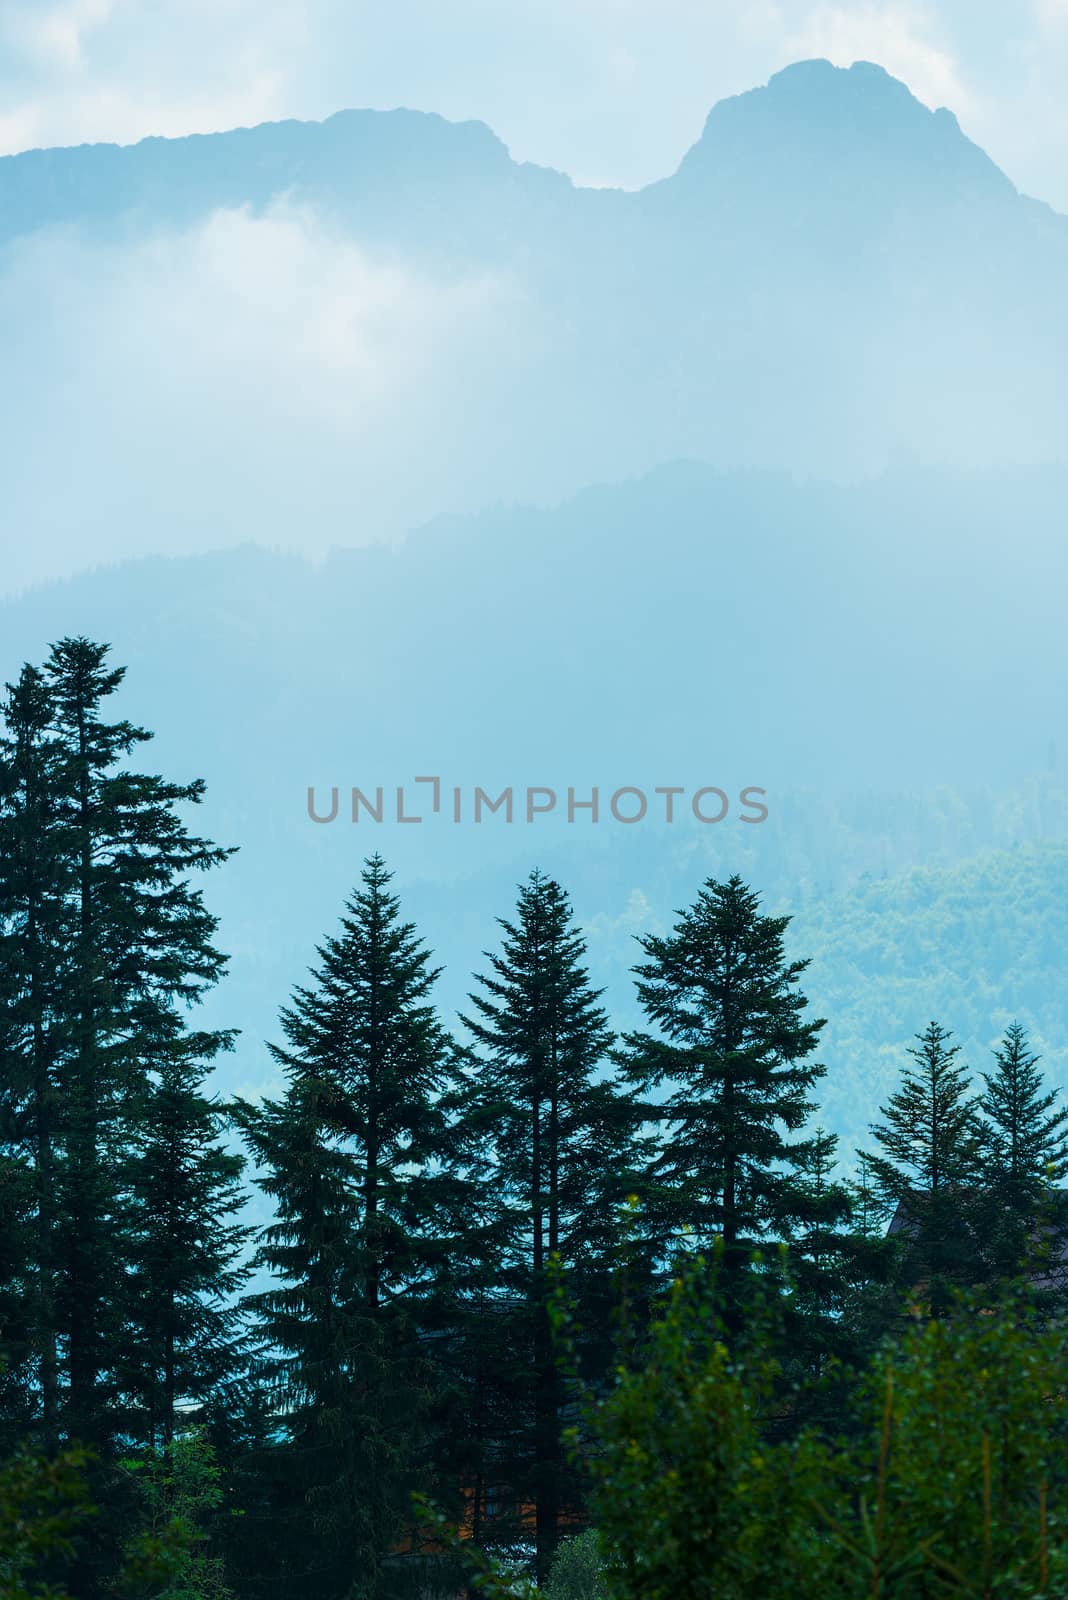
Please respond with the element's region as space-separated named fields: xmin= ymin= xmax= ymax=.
xmin=3 ymin=57 xmax=1065 ymax=593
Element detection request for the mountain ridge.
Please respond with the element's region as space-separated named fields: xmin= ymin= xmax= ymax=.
xmin=670 ymin=59 xmax=1016 ymax=204
xmin=4 ymin=59 xmax=1067 ymax=589
xmin=0 ymin=57 xmax=1046 ymax=247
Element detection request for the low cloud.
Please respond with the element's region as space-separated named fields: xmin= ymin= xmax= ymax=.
xmin=0 ymin=202 xmax=537 ymax=592
xmin=0 ymin=0 xmax=299 ymax=153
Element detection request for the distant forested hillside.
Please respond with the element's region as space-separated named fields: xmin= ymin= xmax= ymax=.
xmin=790 ymin=843 xmax=1068 ymax=1154
xmin=3 ymin=460 xmax=1067 ymax=1155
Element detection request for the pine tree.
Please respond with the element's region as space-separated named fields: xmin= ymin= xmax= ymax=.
xmin=866 ymin=1021 xmax=981 ymax=1311
xmin=123 ymin=1035 xmax=252 ymax=1448
xmin=618 ymin=874 xmax=825 ymax=1302
xmin=849 ymin=1152 xmax=887 ymax=1238
xmin=977 ymin=1022 xmax=1068 ymax=1283
xmin=235 ymin=855 xmax=464 ymax=1600
xmin=0 ymin=664 xmax=71 ymax=1445
xmin=42 ymin=639 xmax=232 ymax=1442
xmin=0 ymin=640 xmax=236 ymax=1470
xmin=463 ymin=871 xmax=637 ymax=1585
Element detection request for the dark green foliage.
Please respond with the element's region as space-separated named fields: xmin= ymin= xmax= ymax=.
xmin=464 ymin=874 xmax=628 ymax=1279
xmin=868 ymin=1023 xmax=979 ymax=1198
xmin=0 ymin=639 xmax=236 ymax=1459
xmin=619 ymin=874 xmax=826 ymax=1294
xmin=0 ymin=638 xmax=244 ymax=1600
xmin=783 ymin=1127 xmax=853 ymax=1310
xmin=0 ymin=1152 xmax=38 ymax=1451
xmin=779 ymin=1125 xmax=872 ymax=1386
xmin=0 ymin=1443 xmax=95 ymax=1599
xmin=234 ymin=1073 xmax=375 ymax=1596
xmin=866 ymin=1022 xmax=982 ymax=1310
xmin=118 ymin=1428 xmax=233 ymax=1600
xmin=0 ymin=664 xmax=73 ymax=1447
xmin=981 ymin=1022 xmax=1068 ymax=1185
xmin=848 ymin=1291 xmax=1068 ymax=1597
xmin=123 ymin=1042 xmax=252 ymax=1448
xmin=197 ymin=1383 xmax=277 ymax=1592
xmin=463 ymin=872 xmax=637 ymax=1582
xmin=43 ymin=638 xmax=235 ymax=1445
xmin=543 ymin=1530 xmax=605 ymax=1599
xmin=554 ymin=1248 xmax=825 ymax=1600
xmin=976 ymin=1022 xmax=1068 ymax=1284
xmin=826 ymin=1152 xmax=904 ymax=1366
xmin=235 ymin=855 xmax=464 ymax=1600
xmin=566 ymin=1254 xmax=1068 ymax=1600
xmin=426 ymin=1265 xmax=533 ymax=1557
xmin=7 ymin=634 xmax=1068 ymax=1598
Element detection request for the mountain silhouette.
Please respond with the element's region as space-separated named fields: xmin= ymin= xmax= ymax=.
xmin=667 ymin=60 xmax=1013 ymax=204
xmin=3 ymin=59 xmax=1067 ymax=591
xmin=0 ymin=60 xmax=1032 ymax=247
xmin=0 ymin=103 xmax=567 ymax=256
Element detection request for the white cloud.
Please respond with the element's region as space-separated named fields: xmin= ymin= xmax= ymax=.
xmin=9 ymin=0 xmax=116 ymax=71
xmin=0 ymin=203 xmax=539 ymax=592
xmin=0 ymin=74 xmax=288 ymax=158
xmin=0 ymin=0 xmax=1061 ymax=206
xmin=0 ymin=1 xmax=304 ymax=153
xmin=101 ymin=203 xmax=511 ymax=404
xmin=784 ymin=2 xmax=974 ymax=115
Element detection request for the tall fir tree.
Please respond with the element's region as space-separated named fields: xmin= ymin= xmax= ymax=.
xmin=235 ymin=855 xmax=465 ymax=1600
xmin=618 ymin=874 xmax=826 ymax=1303
xmin=1 ymin=642 xmax=238 ymax=1428
xmin=41 ymin=638 xmax=235 ymax=1447
xmin=463 ymin=871 xmax=638 ymax=1585
xmin=0 ymin=639 xmax=239 ymax=1599
xmin=0 ymin=664 xmax=72 ymax=1445
xmin=866 ymin=1021 xmax=981 ymax=1311
xmin=977 ymin=1021 xmax=1068 ymax=1284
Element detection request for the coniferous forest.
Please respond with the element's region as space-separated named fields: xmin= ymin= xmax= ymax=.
xmin=4 ymin=641 xmax=1068 ymax=1600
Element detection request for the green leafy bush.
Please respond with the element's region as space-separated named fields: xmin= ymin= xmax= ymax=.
xmin=119 ymin=1428 xmax=233 ymax=1599
xmin=569 ymin=1258 xmax=1068 ymax=1599
xmin=0 ymin=1445 xmax=94 ymax=1600
xmin=544 ymin=1530 xmax=605 ymax=1598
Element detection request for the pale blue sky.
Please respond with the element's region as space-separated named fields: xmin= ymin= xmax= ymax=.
xmin=1 ymin=1 xmax=1067 ymax=205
